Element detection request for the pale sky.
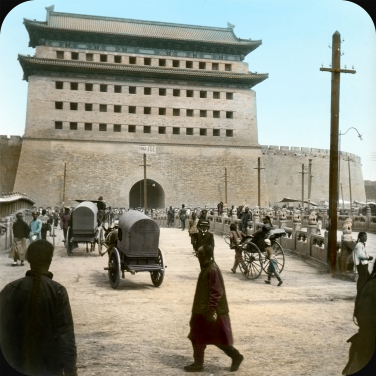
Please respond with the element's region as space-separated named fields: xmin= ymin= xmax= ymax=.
xmin=1 ymin=0 xmax=375 ymax=179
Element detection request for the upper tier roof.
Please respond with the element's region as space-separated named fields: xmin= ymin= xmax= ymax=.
xmin=24 ymin=7 xmax=260 ymax=48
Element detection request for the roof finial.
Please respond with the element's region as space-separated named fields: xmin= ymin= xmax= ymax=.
xmin=227 ymin=22 xmax=235 ymax=29
xmin=45 ymin=5 xmax=55 ymax=21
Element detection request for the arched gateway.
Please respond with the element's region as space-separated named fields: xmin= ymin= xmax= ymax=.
xmin=129 ymin=179 xmax=165 ymax=209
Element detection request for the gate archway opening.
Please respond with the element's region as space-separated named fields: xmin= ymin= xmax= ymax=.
xmin=129 ymin=179 xmax=165 ymax=209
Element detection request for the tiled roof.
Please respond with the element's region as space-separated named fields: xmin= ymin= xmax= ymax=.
xmin=24 ymin=11 xmax=260 ymax=47
xmin=0 ymin=193 xmax=35 ymax=204
xmin=18 ymin=55 xmax=268 ymax=87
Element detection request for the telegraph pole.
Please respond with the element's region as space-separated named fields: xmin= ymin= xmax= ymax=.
xmin=320 ymin=31 xmax=356 ymax=276
xmin=348 ymin=156 xmax=352 ymax=213
xmin=299 ymin=164 xmax=307 ymax=209
xmin=139 ymin=154 xmax=151 ymax=214
xmin=224 ymin=167 xmax=228 ymax=205
xmin=340 ymin=183 xmax=344 ymax=210
xmin=308 ymin=159 xmax=313 ymax=211
xmin=254 ymin=157 xmax=265 ymax=207
xmin=62 ymin=163 xmax=67 ymax=209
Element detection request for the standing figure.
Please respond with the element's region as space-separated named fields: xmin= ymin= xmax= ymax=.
xmin=353 ymin=232 xmax=373 ymax=293
xmin=167 ymin=206 xmax=174 ymax=227
xmin=40 ymin=209 xmax=52 ymax=240
xmin=179 ymin=204 xmax=187 ymax=231
xmin=240 ymin=207 xmax=252 ymax=234
xmin=229 ymin=223 xmax=246 ymax=274
xmin=97 ymin=196 xmax=106 ymax=224
xmin=0 ymin=240 xmax=78 ymax=376
xmin=10 ymin=212 xmax=29 ymax=267
xmin=184 ymin=245 xmax=244 ymax=372
xmin=264 ymin=239 xmax=283 ymax=286
xmin=188 ymin=212 xmax=199 ymax=252
xmin=196 ymin=221 xmax=214 ymax=256
xmin=316 ymin=215 xmax=322 ymax=235
xmin=29 ymin=212 xmax=42 ymax=244
xmin=60 ymin=208 xmax=71 ymax=242
xmin=197 ymin=210 xmax=209 ymax=232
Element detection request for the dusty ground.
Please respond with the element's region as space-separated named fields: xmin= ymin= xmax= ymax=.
xmin=1 ymin=228 xmax=374 ymax=376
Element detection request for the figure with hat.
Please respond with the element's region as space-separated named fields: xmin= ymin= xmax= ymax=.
xmin=264 ymin=239 xmax=283 ymax=286
xmin=197 ymin=209 xmax=209 ymax=232
xmin=184 ymin=244 xmax=244 ymax=372
xmin=195 ymin=220 xmax=214 ymax=258
xmin=179 ymin=204 xmax=187 ymax=231
xmin=97 ymin=196 xmax=106 ymax=224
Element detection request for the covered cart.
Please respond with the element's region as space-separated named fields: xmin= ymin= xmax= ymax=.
xmin=105 ymin=210 xmax=165 ymax=289
xmin=66 ymin=201 xmax=103 ymax=255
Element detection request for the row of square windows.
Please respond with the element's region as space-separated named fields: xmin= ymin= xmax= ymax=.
xmin=55 ymin=51 xmax=233 ymax=71
xmin=54 ymin=121 xmax=234 ymax=136
xmin=55 ymin=81 xmax=234 ymax=99
xmin=54 ymin=102 xmax=234 ymax=118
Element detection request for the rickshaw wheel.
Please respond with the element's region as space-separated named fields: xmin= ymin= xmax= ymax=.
xmin=261 ymin=241 xmax=285 ymax=275
xmin=223 ymin=235 xmax=231 ymax=245
xmin=151 ymin=248 xmax=165 ymax=287
xmin=66 ymin=227 xmax=73 ymax=255
xmin=108 ymin=248 xmax=121 ymax=289
xmin=239 ymin=242 xmax=263 ymax=280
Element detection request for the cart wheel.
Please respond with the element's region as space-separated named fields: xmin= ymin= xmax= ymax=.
xmin=97 ymin=227 xmax=104 ymax=255
xmin=66 ymin=227 xmax=73 ymax=255
xmin=151 ymin=248 xmax=165 ymax=287
xmin=239 ymin=242 xmax=263 ymax=280
xmin=223 ymin=235 xmax=231 ymax=245
xmin=108 ymin=248 xmax=121 ymax=289
xmin=262 ymin=241 xmax=285 ymax=275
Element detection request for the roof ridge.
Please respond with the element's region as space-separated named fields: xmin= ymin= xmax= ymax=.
xmin=48 ymin=11 xmax=234 ymax=33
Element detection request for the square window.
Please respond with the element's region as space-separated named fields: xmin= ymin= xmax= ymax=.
xmin=173 ymin=109 xmax=180 ymax=116
xmin=114 ymin=56 xmax=122 ymax=63
xmin=55 ymin=81 xmax=63 ymax=89
xmin=159 ymin=108 xmax=166 ymax=115
xmin=86 ymin=53 xmax=93 ymax=61
xmin=200 ymin=110 xmax=207 ymax=117
xmin=173 ymin=60 xmax=180 ymax=67
xmin=226 ymin=92 xmax=233 ymax=100
xmin=173 ymin=89 xmax=180 ymax=97
xmin=199 ymin=62 xmax=206 ymax=69
xmin=114 ymin=105 xmax=121 ymax=113
xmin=173 ymin=127 xmax=180 ymax=135
xmin=144 ymin=58 xmax=151 ymax=65
xmin=129 ymin=56 xmax=136 ymax=64
xmin=70 ymin=103 xmax=78 ymax=111
xmin=56 ymin=51 xmax=64 ymax=59
xmin=55 ymin=102 xmax=63 ymax=110
xmin=129 ymin=106 xmax=136 ymax=114
xmin=100 ymin=84 xmax=107 ymax=92
xmin=55 ymin=121 xmax=63 ymax=129
xmin=144 ymin=126 xmax=151 ymax=133
xmin=114 ymin=85 xmax=122 ymax=93
xmin=70 ymin=122 xmax=78 ymax=130
xmin=159 ymin=59 xmax=166 ymax=67
xmin=213 ymin=92 xmax=220 ymax=99
xmin=186 ymin=90 xmax=194 ymax=97
xmin=186 ymin=109 xmax=193 ymax=117
xmin=71 ymin=52 xmax=79 ymax=60
xmin=144 ymin=87 xmax=151 ymax=95
xmin=158 ymin=126 xmax=166 ymax=134
xmin=144 ymin=107 xmax=151 ymax=115
xmin=85 ymin=83 xmax=93 ymax=91
xmin=186 ymin=61 xmax=193 ymax=68
xmin=159 ymin=88 xmax=166 ymax=96
xmin=85 ymin=103 xmax=93 ymax=111
xmin=213 ymin=129 xmax=220 ymax=136
xmin=99 ymin=104 xmax=107 ymax=112
xmin=226 ymin=111 xmax=233 ymax=119
xmin=225 ymin=64 xmax=232 ymax=71
xmin=85 ymin=123 xmax=92 ymax=131
xmin=100 ymin=54 xmax=107 ymax=62
xmin=114 ymin=124 xmax=121 ymax=132
xmin=200 ymin=91 xmax=207 ymax=98
xmin=226 ymin=130 xmax=233 ymax=137
xmin=129 ymin=86 xmax=136 ymax=94
xmin=186 ymin=128 xmax=194 ymax=135
xmin=70 ymin=82 xmax=78 ymax=90
xmin=213 ymin=111 xmax=220 ymax=118
xmin=212 ymin=63 xmax=219 ymax=70
xmin=200 ymin=128 xmax=207 ymax=136
xmin=99 ymin=123 xmax=107 ymax=131
xmin=128 ymin=125 xmax=136 ymax=133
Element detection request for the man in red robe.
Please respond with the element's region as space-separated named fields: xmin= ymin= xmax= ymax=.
xmin=185 ymin=245 xmax=244 ymax=372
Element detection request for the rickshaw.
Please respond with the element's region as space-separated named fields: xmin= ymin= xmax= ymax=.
xmin=224 ymin=228 xmax=285 ymax=280
xmin=66 ymin=201 xmax=104 ymax=255
xmin=104 ymin=210 xmax=165 ymax=289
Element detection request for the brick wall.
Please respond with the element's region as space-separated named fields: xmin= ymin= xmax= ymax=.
xmin=0 ymin=136 xmax=22 ymax=192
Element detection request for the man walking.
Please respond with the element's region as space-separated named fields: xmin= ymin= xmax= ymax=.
xmin=184 ymin=245 xmax=244 ymax=372
xmin=61 ymin=208 xmax=71 ymax=242
xmin=168 ymin=206 xmax=174 ymax=227
xmin=10 ymin=212 xmax=29 ymax=267
xmin=240 ymin=207 xmax=252 ymax=234
xmin=196 ymin=220 xmax=214 ymax=256
xmin=29 ymin=212 xmax=42 ymax=244
xmin=179 ymin=204 xmax=187 ymax=231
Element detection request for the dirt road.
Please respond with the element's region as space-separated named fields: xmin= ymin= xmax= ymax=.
xmin=0 ymin=227 xmax=363 ymax=376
